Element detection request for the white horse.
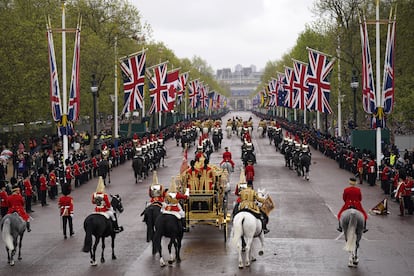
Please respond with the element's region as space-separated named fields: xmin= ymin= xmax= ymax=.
xmin=257 ymin=126 xmax=263 ymax=138
xmin=226 ymin=126 xmax=232 ymax=138
xmin=340 ymin=208 xmax=365 ymax=267
xmin=221 ymin=160 xmax=233 ymax=173
xmin=237 ymin=126 xmax=242 ymax=137
xmin=1 ymin=213 xmax=27 ymax=266
xmin=231 ymin=211 xmax=265 ymax=269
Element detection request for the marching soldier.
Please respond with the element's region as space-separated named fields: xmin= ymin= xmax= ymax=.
xmin=58 ymin=189 xmax=74 ymax=239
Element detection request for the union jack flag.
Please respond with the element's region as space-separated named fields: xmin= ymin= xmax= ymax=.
xmin=68 ymin=25 xmax=81 ymax=122
xmin=276 ymin=72 xmax=286 ymax=107
xmin=199 ymin=82 xmax=208 ymax=109
xmin=359 ymin=14 xmax=376 ymax=114
xmin=292 ymin=59 xmax=308 ymax=110
xmin=306 ymin=48 xmax=335 ymax=114
xmin=382 ymin=12 xmax=396 ymax=114
xmin=188 ymin=79 xmax=199 ymax=108
xmin=47 ymin=24 xmax=62 ymax=122
xmin=267 ymin=79 xmax=277 ymax=107
xmin=166 ymin=69 xmax=180 ymax=112
xmin=283 ymin=66 xmax=294 ymax=108
xmin=176 ymin=71 xmax=188 ymax=105
xmin=120 ymin=50 xmax=146 ymax=114
xmin=147 ymin=62 xmax=168 ymax=114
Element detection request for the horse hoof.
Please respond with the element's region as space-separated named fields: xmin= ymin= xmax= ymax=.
xmin=112 ymin=255 xmax=117 ymax=260
xmin=239 ymin=265 xmax=244 ymax=269
xmin=91 ymin=261 xmax=97 ymax=266
xmin=18 ymin=256 xmax=22 ymax=260
xmin=101 ymin=258 xmax=105 ymax=263
xmin=10 ymin=261 xmax=15 ymax=266
xmin=258 ymin=250 xmax=264 ymax=256
xmin=168 ymin=260 xmax=174 ymax=265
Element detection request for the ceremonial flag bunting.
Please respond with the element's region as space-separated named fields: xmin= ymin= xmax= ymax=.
xmin=166 ymin=68 xmax=180 ymax=112
xmin=176 ymin=71 xmax=188 ymax=105
xmin=276 ymin=72 xmax=286 ymax=107
xmin=188 ymin=79 xmax=199 ymax=108
xmin=283 ymin=66 xmax=295 ymax=108
xmin=68 ymin=25 xmax=81 ymax=122
xmin=208 ymin=90 xmax=215 ymax=110
xmin=359 ymin=13 xmax=376 ymax=114
xmin=306 ymin=48 xmax=335 ymax=114
xmin=147 ymin=62 xmax=168 ymax=114
xmin=199 ymin=83 xmax=208 ymax=109
xmin=120 ymin=50 xmax=146 ymax=114
xmin=382 ymin=11 xmax=396 ymax=114
xmin=47 ymin=23 xmax=62 ymax=122
xmin=292 ymin=59 xmax=308 ymax=110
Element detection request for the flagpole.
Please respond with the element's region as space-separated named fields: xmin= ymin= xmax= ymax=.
xmin=337 ymin=33 xmax=342 ymax=138
xmin=375 ymin=0 xmax=382 ymax=178
xmin=114 ymin=36 xmax=119 ymax=140
xmin=61 ymin=0 xmax=69 ymax=164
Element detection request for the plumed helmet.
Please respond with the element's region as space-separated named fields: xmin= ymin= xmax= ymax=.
xmin=96 ymin=176 xmax=106 ymax=193
xmin=152 ymin=170 xmax=159 ymax=185
xmin=239 ymin=168 xmax=247 ymax=184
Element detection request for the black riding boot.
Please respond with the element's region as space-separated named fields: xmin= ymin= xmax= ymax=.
xmin=26 ymin=221 xmax=31 ymax=232
xmin=261 ymin=216 xmax=269 ymax=234
xmin=181 ymin=218 xmax=188 ymax=232
xmin=363 ymin=221 xmax=368 ymax=233
xmin=112 ymin=219 xmax=123 ymax=233
xmin=337 ymin=221 xmax=342 ymax=232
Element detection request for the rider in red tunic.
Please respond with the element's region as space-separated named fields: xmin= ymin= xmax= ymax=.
xmin=7 ymin=183 xmax=31 ymax=232
xmin=220 ymin=147 xmax=235 ymax=170
xmin=92 ymin=176 xmax=123 ymax=233
xmin=337 ymin=178 xmax=368 ymax=233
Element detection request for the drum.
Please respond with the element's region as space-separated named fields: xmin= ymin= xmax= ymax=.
xmin=260 ymin=195 xmax=275 ymax=216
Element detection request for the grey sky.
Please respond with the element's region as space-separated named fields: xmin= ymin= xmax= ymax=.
xmin=132 ymin=0 xmax=317 ymax=72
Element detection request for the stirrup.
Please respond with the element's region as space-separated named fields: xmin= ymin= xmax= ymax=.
xmin=363 ymin=228 xmax=368 ymax=233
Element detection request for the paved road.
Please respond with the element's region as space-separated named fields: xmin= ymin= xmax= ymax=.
xmin=1 ymin=111 xmax=413 ymax=276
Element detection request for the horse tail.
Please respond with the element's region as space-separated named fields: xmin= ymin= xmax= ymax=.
xmin=344 ymin=212 xmax=357 ymax=252
xmin=231 ymin=215 xmax=244 ymax=249
xmin=1 ymin=217 xmax=14 ymax=251
xmin=152 ymin=227 xmax=162 ymax=255
xmin=82 ymin=218 xmax=93 ymax=253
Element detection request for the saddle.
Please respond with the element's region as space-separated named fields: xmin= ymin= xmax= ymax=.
xmin=92 ymin=212 xmax=110 ymax=219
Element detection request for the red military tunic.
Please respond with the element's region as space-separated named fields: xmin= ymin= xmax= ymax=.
xmin=92 ymin=192 xmax=111 ymax=212
xmin=23 ymin=178 xmax=33 ymax=197
xmin=337 ymin=186 xmax=368 ymax=221
xmin=221 ymin=151 xmax=235 ymax=167
xmin=164 ymin=192 xmax=188 ymax=212
xmin=39 ymin=174 xmax=48 ymax=191
xmin=49 ymin=171 xmax=57 ymax=188
xmin=92 ymin=157 xmax=98 ymax=169
xmin=73 ymin=162 xmax=81 ymax=177
xmin=58 ymin=195 xmax=74 ymax=216
xmin=65 ymin=165 xmax=73 ymax=180
xmin=7 ymin=193 xmax=30 ymax=221
xmin=245 ymin=164 xmax=255 ymax=182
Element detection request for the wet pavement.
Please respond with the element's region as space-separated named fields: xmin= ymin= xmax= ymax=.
xmin=1 ymin=111 xmax=413 ymax=276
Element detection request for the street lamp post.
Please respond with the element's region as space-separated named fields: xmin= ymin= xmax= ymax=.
xmin=351 ymin=69 xmax=359 ymax=129
xmin=90 ymin=74 xmax=99 ymax=138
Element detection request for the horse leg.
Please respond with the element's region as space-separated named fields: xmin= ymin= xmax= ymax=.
xmin=167 ymin=239 xmax=175 ymax=264
xmin=257 ymin=232 xmax=265 ymax=256
xmin=100 ymin=237 xmax=106 ymax=263
xmin=159 ymin=241 xmax=166 ymax=267
xmin=90 ymin=237 xmax=99 ymax=266
xmin=111 ymin=235 xmax=117 ymax=260
xmin=176 ymin=237 xmax=182 ymax=263
xmin=17 ymin=234 xmax=23 ymax=260
xmin=244 ymin=237 xmax=252 ymax=267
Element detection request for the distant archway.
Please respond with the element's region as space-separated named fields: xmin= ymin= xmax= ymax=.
xmin=237 ymin=99 xmax=245 ymax=110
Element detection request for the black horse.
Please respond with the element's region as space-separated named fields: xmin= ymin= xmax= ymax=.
xmin=132 ymin=157 xmax=144 ymax=183
xmin=152 ymin=214 xmax=183 ymax=267
xmin=300 ymin=152 xmax=311 ymax=181
xmin=82 ymin=194 xmax=124 ymax=266
xmin=141 ymin=202 xmax=162 ymax=242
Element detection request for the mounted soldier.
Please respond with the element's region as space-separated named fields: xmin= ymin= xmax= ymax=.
xmin=161 ymin=180 xmax=189 ymax=232
xmin=91 ymin=177 xmax=123 ymax=233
